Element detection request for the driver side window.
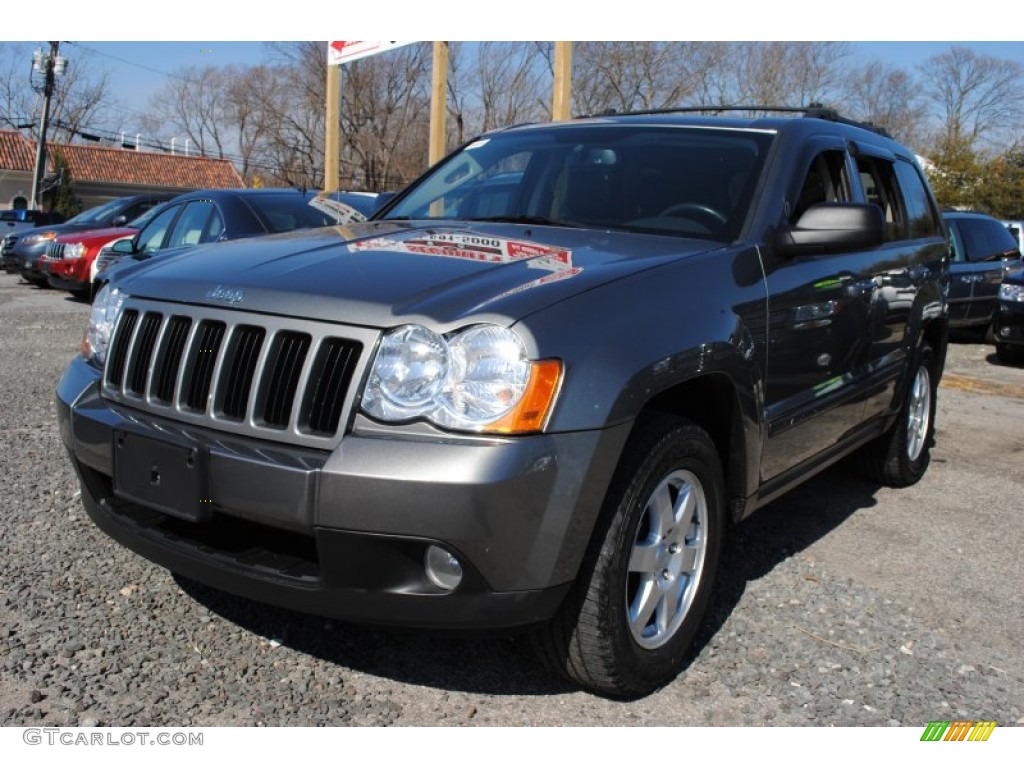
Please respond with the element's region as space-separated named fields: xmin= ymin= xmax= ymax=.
xmin=136 ymin=205 xmax=181 ymax=256
xmin=792 ymin=151 xmax=850 ymax=222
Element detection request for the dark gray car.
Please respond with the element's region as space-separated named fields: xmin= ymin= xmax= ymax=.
xmin=56 ymin=108 xmax=949 ymax=698
xmin=943 ymin=210 xmax=1022 ymax=332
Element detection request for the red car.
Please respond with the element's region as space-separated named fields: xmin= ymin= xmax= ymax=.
xmin=42 ymin=205 xmax=164 ymax=300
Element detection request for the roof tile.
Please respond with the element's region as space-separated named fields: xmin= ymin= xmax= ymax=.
xmin=0 ymin=130 xmax=245 ymax=189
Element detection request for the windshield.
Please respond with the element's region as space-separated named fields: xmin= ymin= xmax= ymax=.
xmin=65 ymin=198 xmax=135 ymax=225
xmin=382 ymin=124 xmax=773 ymax=241
xmin=128 ymin=204 xmax=165 ymax=229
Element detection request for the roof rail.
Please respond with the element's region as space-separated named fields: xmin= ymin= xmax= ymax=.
xmin=577 ymin=104 xmax=893 ymax=138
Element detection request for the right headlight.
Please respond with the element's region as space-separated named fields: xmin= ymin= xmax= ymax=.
xmin=999 ymin=283 xmax=1024 ymax=303
xmin=81 ymin=283 xmax=126 ymax=365
xmin=361 ymin=324 xmax=562 ymax=434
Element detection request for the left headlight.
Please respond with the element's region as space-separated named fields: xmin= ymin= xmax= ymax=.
xmin=999 ymin=282 xmax=1024 ymax=303
xmin=81 ymin=283 xmax=126 ymax=365
xmin=64 ymin=242 xmax=86 ymax=259
xmin=361 ymin=324 xmax=562 ymax=434
xmin=22 ymin=231 xmax=58 ymax=247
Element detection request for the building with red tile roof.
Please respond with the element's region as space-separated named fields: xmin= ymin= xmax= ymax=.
xmin=1 ymin=130 xmax=244 ymax=211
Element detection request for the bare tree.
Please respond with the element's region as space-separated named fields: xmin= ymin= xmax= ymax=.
xmin=731 ymin=42 xmax=851 ymax=107
xmin=572 ymin=42 xmax=707 ymax=115
xmin=918 ymin=46 xmax=1024 ymax=149
xmin=842 ymin=60 xmax=928 ymax=149
xmin=145 ymin=66 xmax=231 ymax=159
xmin=474 ymin=42 xmax=547 ymax=132
xmin=339 ymin=44 xmax=431 ymax=189
xmin=0 ymin=42 xmax=114 ymax=141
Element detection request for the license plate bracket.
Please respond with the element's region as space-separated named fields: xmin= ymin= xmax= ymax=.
xmin=113 ymin=430 xmax=210 ymax=523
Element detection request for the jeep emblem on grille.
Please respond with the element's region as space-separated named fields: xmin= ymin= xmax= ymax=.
xmin=205 ymin=285 xmax=245 ymax=304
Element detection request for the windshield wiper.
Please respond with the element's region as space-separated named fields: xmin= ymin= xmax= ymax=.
xmin=468 ymin=215 xmax=581 ymax=228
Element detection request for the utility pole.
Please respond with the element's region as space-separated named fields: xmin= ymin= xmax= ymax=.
xmin=428 ymin=42 xmax=449 ymax=167
xmin=324 ymin=63 xmax=340 ymax=192
xmin=30 ymin=41 xmax=64 ymax=210
xmin=552 ymin=42 xmax=573 ymax=121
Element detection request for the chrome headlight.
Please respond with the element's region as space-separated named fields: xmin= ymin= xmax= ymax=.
xmin=64 ymin=242 xmax=86 ymax=259
xmin=361 ymin=324 xmax=561 ymax=434
xmin=82 ymin=284 xmax=126 ymax=365
xmin=998 ymin=283 xmax=1024 ymax=303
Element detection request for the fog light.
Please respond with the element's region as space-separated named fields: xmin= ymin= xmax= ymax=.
xmin=424 ymin=545 xmax=463 ymax=591
xmin=1000 ymin=327 xmax=1011 ymax=338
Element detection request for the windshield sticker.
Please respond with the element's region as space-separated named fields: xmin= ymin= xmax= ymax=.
xmin=309 ymin=196 xmax=368 ymax=225
xmin=465 ymin=139 xmax=490 ymax=151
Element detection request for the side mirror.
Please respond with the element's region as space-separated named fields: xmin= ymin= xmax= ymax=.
xmin=111 ymin=238 xmax=136 ymax=255
xmin=370 ymin=191 xmax=396 ymax=215
xmin=110 ymin=214 xmax=128 ymax=227
xmin=775 ymin=203 xmax=884 ymax=257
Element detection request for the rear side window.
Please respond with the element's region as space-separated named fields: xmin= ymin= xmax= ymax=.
xmin=856 ymin=156 xmax=907 ymax=242
xmin=893 ymin=160 xmax=941 ymax=239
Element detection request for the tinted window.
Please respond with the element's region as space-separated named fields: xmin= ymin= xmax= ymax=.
xmin=857 ymin=157 xmax=907 ymax=242
xmin=955 ymin=217 xmax=1019 ymax=262
xmin=167 ymin=201 xmax=221 ymax=249
xmin=244 ymin=193 xmax=344 ymax=233
xmin=136 ymin=205 xmax=181 ymax=256
xmin=893 ymin=160 xmax=941 ymax=239
xmin=384 ymin=126 xmax=774 ymax=242
xmin=792 ymin=150 xmax=851 ymax=222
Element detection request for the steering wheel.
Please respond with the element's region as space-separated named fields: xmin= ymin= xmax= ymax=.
xmin=658 ymin=203 xmax=729 ymax=231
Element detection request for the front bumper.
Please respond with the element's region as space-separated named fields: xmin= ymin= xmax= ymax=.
xmin=994 ymin=298 xmax=1024 ymax=348
xmin=57 ymin=356 xmax=629 ymax=629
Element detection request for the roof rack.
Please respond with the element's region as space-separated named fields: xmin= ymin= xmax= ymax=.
xmin=577 ymin=104 xmax=892 ymax=139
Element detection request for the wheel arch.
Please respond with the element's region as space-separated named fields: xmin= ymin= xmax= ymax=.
xmin=631 ymin=371 xmax=752 ymax=524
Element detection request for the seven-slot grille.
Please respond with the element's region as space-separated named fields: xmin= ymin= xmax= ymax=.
xmin=102 ymin=299 xmax=368 ymax=449
xmin=47 ymin=241 xmax=66 ymax=260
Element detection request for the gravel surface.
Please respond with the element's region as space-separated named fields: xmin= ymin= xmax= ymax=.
xmin=1 ymin=271 xmax=1022 ymax=727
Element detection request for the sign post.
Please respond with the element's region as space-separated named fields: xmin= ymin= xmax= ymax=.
xmin=324 ymin=41 xmax=416 ymax=193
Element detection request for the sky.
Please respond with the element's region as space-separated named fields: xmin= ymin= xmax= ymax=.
xmin=5 ymin=3 xmax=1022 ymax=147
xmin=36 ymin=40 xmax=1024 ymax=131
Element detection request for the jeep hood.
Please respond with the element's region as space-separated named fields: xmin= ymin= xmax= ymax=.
xmin=115 ymin=221 xmax=722 ymax=329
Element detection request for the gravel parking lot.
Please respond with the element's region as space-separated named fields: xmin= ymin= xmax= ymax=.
xmin=1 ymin=270 xmax=1022 ymax=727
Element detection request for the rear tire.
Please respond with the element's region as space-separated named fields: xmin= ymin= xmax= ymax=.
xmin=859 ymin=341 xmax=937 ymax=487
xmin=533 ymin=415 xmax=724 ymax=698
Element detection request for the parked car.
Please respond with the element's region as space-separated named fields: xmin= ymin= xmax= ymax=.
xmin=3 ymin=194 xmax=174 ymax=285
xmin=2 ymin=208 xmax=64 ymax=238
xmin=58 ymin=106 xmax=948 ymax=698
xmin=41 ymin=204 xmax=169 ymax=301
xmin=943 ymin=211 xmax=1022 ymax=334
xmin=2 ymin=210 xmax=66 ymax=273
xmin=93 ymin=188 xmax=379 ymax=283
xmin=993 ymin=266 xmax=1024 ymax=364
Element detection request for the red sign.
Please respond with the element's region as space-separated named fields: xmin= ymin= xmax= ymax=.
xmin=327 ymin=41 xmax=416 ymax=66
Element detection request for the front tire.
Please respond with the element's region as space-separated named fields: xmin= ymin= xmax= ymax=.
xmin=533 ymin=415 xmax=724 ymax=698
xmin=996 ymin=343 xmax=1023 ymax=366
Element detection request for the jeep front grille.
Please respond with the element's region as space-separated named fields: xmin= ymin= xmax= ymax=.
xmin=102 ymin=299 xmax=373 ymax=449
